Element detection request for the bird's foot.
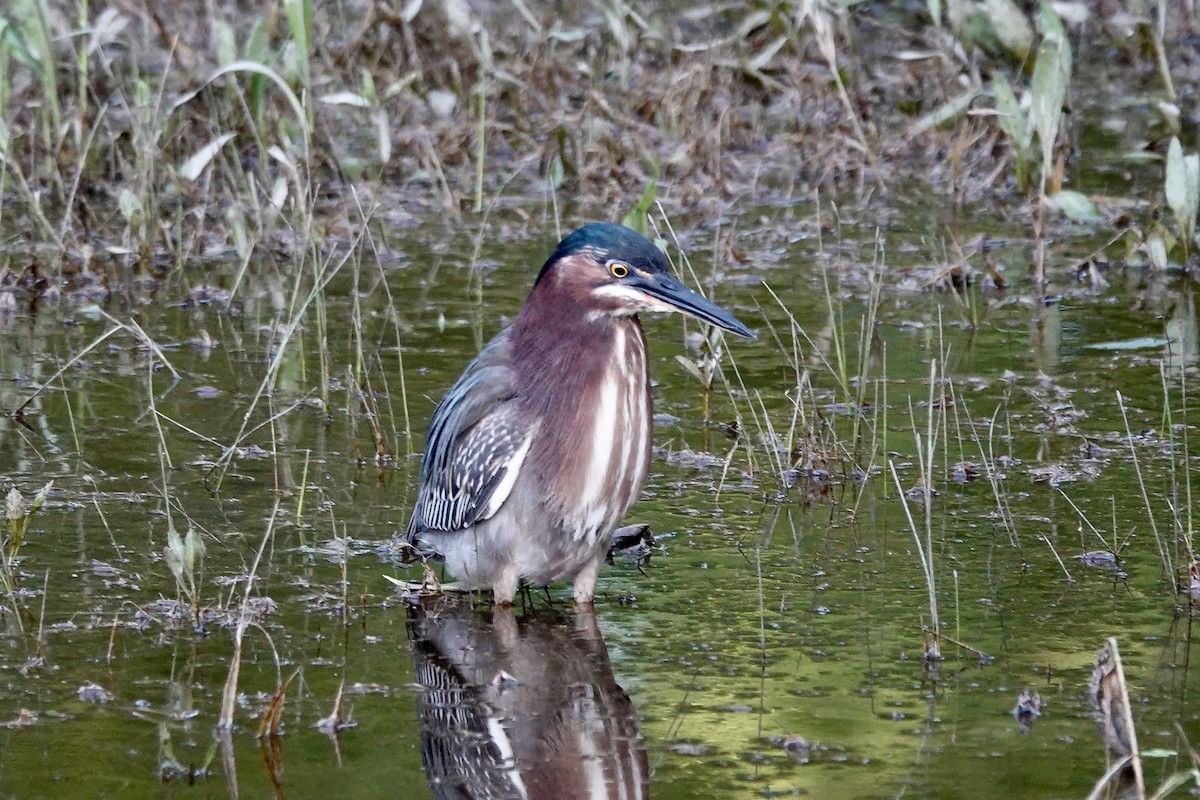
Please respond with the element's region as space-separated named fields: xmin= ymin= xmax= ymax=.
xmin=383 ymin=564 xmax=470 ymax=600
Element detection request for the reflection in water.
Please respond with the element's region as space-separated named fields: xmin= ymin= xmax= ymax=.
xmin=406 ymin=598 xmax=647 ymax=800
xmin=1164 ymin=285 xmax=1198 ymax=371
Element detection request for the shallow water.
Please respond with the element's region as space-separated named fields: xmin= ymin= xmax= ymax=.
xmin=1 ymin=201 xmax=1199 ymax=799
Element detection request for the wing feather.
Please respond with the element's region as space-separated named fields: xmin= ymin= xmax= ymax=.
xmin=407 ymin=329 xmax=535 ymax=536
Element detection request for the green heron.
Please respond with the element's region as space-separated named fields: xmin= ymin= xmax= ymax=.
xmin=404 ymin=222 xmax=754 ymax=605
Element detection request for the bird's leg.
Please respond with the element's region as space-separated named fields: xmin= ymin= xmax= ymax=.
xmin=493 ymin=566 xmax=518 ymax=607
xmin=572 ymin=557 xmax=603 ymax=607
xmin=518 ymin=583 xmax=536 ymax=613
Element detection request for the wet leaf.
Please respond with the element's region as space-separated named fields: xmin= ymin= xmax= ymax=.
xmin=991 ymin=73 xmax=1029 ymax=148
xmin=1147 ymin=234 xmax=1169 ymax=270
xmin=0 ymin=19 xmax=39 ymax=73
xmin=1165 ymin=137 xmax=1199 ymax=247
xmin=982 ymin=0 xmax=1034 ymax=61
xmin=376 ymin=108 xmax=391 ymax=165
xmin=427 ymin=89 xmax=457 ymax=117
xmin=117 ymin=189 xmax=142 ymax=222
xmin=1049 ymin=190 xmax=1101 ymax=222
xmin=1118 ymin=149 xmax=1162 ymax=164
xmin=30 ymin=481 xmax=51 ymax=514
xmin=318 ymin=92 xmax=370 ymax=107
xmin=1030 ymin=6 xmax=1070 ymax=169
xmin=621 ymin=179 xmax=658 ymax=236
xmin=213 ymin=18 xmax=236 ymax=66
xmin=1053 ymin=2 xmax=1090 ymax=25
xmin=165 ymin=525 xmax=185 ymax=584
xmin=179 ymin=133 xmax=236 ymax=182
xmin=736 ymin=10 xmax=772 ymax=37
xmin=747 ymin=35 xmax=787 ymax=72
xmin=674 ymin=355 xmax=704 ymax=383
xmin=400 ymin=0 xmax=422 ymax=23
xmin=6 ymin=488 xmax=23 ymax=523
xmin=183 ymin=527 xmax=205 ymax=571
xmin=1165 ymin=137 xmax=1187 ymax=216
xmin=548 ymin=28 xmax=586 ymax=43
xmin=269 ymin=176 xmax=289 ymax=211
xmin=1084 ymin=336 xmax=1168 ymax=350
xmin=246 ymin=16 xmax=269 ymax=63
xmin=382 ymin=72 xmax=419 ymax=101
xmin=911 ymin=89 xmax=977 ymax=134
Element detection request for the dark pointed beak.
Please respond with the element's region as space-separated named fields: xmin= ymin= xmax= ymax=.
xmin=631 ymin=272 xmax=756 ymax=339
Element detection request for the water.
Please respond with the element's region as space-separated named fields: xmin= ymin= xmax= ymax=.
xmin=0 ymin=209 xmax=1197 ymax=799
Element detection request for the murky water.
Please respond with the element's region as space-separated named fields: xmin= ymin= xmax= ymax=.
xmin=0 ymin=206 xmax=1198 ymax=800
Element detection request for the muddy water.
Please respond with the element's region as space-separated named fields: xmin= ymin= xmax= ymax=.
xmin=0 ymin=212 xmax=1197 ymax=799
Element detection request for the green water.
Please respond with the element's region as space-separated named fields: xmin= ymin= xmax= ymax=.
xmin=0 ymin=209 xmax=1197 ymax=800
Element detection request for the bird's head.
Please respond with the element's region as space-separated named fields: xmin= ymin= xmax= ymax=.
xmin=532 ymin=222 xmax=755 ymax=339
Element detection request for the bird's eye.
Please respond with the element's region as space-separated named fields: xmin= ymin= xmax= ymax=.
xmin=608 ymin=261 xmax=630 ymax=279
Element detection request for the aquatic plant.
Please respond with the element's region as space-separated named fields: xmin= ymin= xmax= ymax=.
xmin=1 ymin=481 xmax=52 ymax=598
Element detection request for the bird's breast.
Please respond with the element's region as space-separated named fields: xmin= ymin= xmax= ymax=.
xmin=542 ymin=322 xmax=651 ymax=542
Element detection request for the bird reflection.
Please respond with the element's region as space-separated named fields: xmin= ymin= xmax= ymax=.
xmin=406 ymin=597 xmax=648 ymax=800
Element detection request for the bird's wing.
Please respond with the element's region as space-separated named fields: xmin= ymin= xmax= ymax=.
xmin=407 ymin=329 xmax=536 ymax=535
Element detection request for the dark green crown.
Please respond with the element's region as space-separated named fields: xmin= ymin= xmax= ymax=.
xmin=536 ymin=223 xmax=668 ymax=285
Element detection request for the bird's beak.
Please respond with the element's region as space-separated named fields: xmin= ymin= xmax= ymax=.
xmin=630 ymin=272 xmax=756 ymax=339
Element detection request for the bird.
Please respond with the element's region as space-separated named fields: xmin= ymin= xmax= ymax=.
xmin=403 ymin=222 xmax=754 ymax=606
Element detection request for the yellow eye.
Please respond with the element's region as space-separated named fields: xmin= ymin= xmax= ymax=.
xmin=608 ymin=261 xmax=630 ymax=279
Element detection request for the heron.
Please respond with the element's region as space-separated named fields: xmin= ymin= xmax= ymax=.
xmin=404 ymin=222 xmax=753 ymax=605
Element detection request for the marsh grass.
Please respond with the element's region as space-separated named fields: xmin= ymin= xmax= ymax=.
xmin=1083 ymin=637 xmax=1200 ymax=800
xmin=748 ymin=215 xmax=889 ymax=498
xmin=0 ymin=0 xmax=1192 ymax=302
xmin=0 ymin=480 xmax=52 ymax=625
xmin=5 ymin=3 xmax=1200 ymax=790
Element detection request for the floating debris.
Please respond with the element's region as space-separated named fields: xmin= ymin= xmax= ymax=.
xmin=670 ymin=743 xmax=708 ymax=757
xmin=1075 ymin=551 xmax=1121 ymax=571
xmin=3 ymin=709 xmax=38 ymax=730
xmin=607 ymin=523 xmax=653 ymax=567
xmin=904 ymin=483 xmax=938 ymax=502
xmin=783 ymin=735 xmax=811 ymax=763
xmin=951 ymin=461 xmax=981 ymax=483
xmin=664 ymin=448 xmax=726 ymax=470
xmin=1011 ymin=689 xmax=1045 ymax=734
xmin=77 ymin=682 xmax=111 ymax=704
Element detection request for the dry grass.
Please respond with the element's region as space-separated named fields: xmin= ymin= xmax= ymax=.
xmin=3 ymin=1 xmax=1192 ymax=297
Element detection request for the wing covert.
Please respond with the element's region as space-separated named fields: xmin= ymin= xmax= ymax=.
xmin=407 ymin=329 xmax=535 ymax=535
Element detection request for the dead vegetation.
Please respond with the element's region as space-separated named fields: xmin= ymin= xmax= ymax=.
xmin=1 ymin=1 xmax=1197 ymax=297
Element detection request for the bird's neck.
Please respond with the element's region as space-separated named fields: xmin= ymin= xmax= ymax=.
xmin=512 ymin=282 xmax=653 ymax=539
xmin=511 ymin=284 xmax=644 ymax=412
